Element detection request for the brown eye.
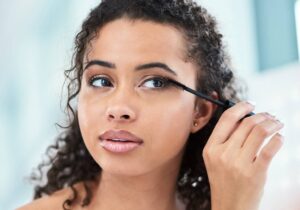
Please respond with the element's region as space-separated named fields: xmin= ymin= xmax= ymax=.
xmin=89 ymin=76 xmax=113 ymax=88
xmin=141 ymin=76 xmax=171 ymax=89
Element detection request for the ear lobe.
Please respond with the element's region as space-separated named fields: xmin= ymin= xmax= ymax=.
xmin=190 ymin=92 xmax=218 ymax=133
xmin=190 ymin=103 xmax=209 ymax=133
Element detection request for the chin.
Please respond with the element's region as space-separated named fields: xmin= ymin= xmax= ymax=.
xmin=99 ymin=161 xmax=154 ymax=177
xmin=93 ymin=154 xmax=155 ymax=177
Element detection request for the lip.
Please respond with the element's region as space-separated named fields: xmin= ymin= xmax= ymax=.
xmin=99 ymin=130 xmax=143 ymax=153
xmin=99 ymin=130 xmax=144 ymax=143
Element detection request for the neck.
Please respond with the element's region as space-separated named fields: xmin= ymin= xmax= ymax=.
xmin=89 ymin=154 xmax=185 ymax=210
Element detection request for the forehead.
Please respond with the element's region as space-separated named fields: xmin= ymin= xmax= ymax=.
xmin=86 ymin=18 xmax=188 ymax=63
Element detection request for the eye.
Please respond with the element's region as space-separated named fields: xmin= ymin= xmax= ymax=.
xmin=141 ymin=76 xmax=171 ymax=89
xmin=88 ymin=76 xmax=113 ymax=88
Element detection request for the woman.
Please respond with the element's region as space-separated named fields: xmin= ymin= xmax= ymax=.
xmin=17 ymin=0 xmax=284 ymax=210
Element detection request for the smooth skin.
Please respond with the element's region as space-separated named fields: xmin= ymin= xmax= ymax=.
xmin=17 ymin=18 xmax=284 ymax=210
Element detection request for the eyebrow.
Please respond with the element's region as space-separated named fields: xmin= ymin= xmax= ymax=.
xmin=84 ymin=59 xmax=177 ymax=76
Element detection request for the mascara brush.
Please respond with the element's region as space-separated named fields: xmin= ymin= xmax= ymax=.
xmin=166 ymin=78 xmax=255 ymax=118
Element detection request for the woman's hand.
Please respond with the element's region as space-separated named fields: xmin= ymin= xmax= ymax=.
xmin=203 ymin=101 xmax=284 ymax=210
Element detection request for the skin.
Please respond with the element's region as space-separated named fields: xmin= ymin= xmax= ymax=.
xmin=77 ymin=18 xmax=214 ymax=210
xmin=17 ymin=18 xmax=284 ymax=210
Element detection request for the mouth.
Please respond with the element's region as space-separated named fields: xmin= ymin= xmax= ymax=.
xmin=105 ymin=138 xmax=141 ymax=143
xmin=99 ymin=130 xmax=143 ymax=153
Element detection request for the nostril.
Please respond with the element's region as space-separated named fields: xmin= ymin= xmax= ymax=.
xmin=108 ymin=114 xmax=130 ymax=120
xmin=122 ymin=115 xmax=130 ymax=119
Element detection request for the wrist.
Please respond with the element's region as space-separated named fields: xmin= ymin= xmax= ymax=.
xmin=211 ymin=198 xmax=260 ymax=210
xmin=210 ymin=190 xmax=260 ymax=210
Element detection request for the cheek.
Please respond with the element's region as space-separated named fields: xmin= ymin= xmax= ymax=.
xmin=156 ymin=105 xmax=192 ymax=134
xmin=77 ymin=93 xmax=104 ymax=148
xmin=144 ymin=95 xmax=195 ymax=155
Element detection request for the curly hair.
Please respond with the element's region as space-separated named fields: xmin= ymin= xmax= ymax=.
xmin=30 ymin=0 xmax=246 ymax=210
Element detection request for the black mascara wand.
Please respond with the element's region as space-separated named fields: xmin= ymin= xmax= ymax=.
xmin=166 ymin=78 xmax=255 ymax=118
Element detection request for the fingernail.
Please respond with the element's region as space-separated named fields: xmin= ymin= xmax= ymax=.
xmin=278 ymin=120 xmax=285 ymax=126
xmin=266 ymin=112 xmax=276 ymax=119
xmin=277 ymin=133 xmax=285 ymax=142
xmin=269 ymin=112 xmax=277 ymax=119
xmin=247 ymin=100 xmax=256 ymax=106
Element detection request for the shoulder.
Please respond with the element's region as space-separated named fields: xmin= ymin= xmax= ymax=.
xmin=16 ymin=182 xmax=88 ymax=210
xmin=16 ymin=188 xmax=70 ymax=210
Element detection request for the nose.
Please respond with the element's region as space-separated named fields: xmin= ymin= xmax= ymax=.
xmin=104 ymin=82 xmax=138 ymax=123
xmin=106 ymin=92 xmax=136 ymax=122
xmin=105 ymin=104 xmax=136 ymax=123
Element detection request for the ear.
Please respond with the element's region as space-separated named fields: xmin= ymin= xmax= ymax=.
xmin=190 ymin=91 xmax=218 ymax=133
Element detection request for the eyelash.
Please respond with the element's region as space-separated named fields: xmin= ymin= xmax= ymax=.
xmin=88 ymin=75 xmax=173 ymax=90
xmin=88 ymin=75 xmax=113 ymax=88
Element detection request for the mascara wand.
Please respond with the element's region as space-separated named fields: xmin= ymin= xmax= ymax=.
xmin=167 ymin=79 xmax=255 ymax=118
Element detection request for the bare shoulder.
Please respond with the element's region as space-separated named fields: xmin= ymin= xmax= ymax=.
xmin=16 ymin=182 xmax=87 ymax=210
xmin=16 ymin=188 xmax=70 ymax=210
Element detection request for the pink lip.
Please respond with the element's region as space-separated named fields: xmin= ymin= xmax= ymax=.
xmin=99 ymin=130 xmax=143 ymax=153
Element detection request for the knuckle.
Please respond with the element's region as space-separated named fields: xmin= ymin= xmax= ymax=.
xmin=260 ymin=149 xmax=273 ymax=161
xmin=202 ymin=146 xmax=211 ymax=160
xmin=242 ymin=117 xmax=257 ymax=127
xmin=254 ymin=125 xmax=270 ymax=137
xmin=219 ymin=153 xmax=228 ymax=164
xmin=242 ymin=112 xmax=268 ymax=126
xmin=222 ymin=111 xmax=239 ymax=121
xmin=220 ymin=111 xmax=230 ymax=121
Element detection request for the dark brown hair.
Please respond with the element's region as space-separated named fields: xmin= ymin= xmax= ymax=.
xmin=31 ymin=0 xmax=246 ymax=209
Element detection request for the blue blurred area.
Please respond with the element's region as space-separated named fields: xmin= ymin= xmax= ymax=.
xmin=0 ymin=1 xmax=299 ymax=209
xmin=254 ymin=0 xmax=298 ymax=71
xmin=0 ymin=1 xmax=99 ymax=209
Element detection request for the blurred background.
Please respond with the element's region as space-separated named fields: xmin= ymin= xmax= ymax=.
xmin=0 ymin=0 xmax=299 ymax=209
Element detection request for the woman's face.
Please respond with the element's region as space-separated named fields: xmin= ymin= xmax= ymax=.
xmin=78 ymin=18 xmax=206 ymax=176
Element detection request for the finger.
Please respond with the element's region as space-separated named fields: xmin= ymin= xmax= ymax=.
xmin=240 ymin=118 xmax=284 ymax=163
xmin=254 ymin=133 xmax=284 ymax=170
xmin=226 ymin=112 xmax=273 ymax=149
xmin=208 ymin=101 xmax=255 ymax=145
